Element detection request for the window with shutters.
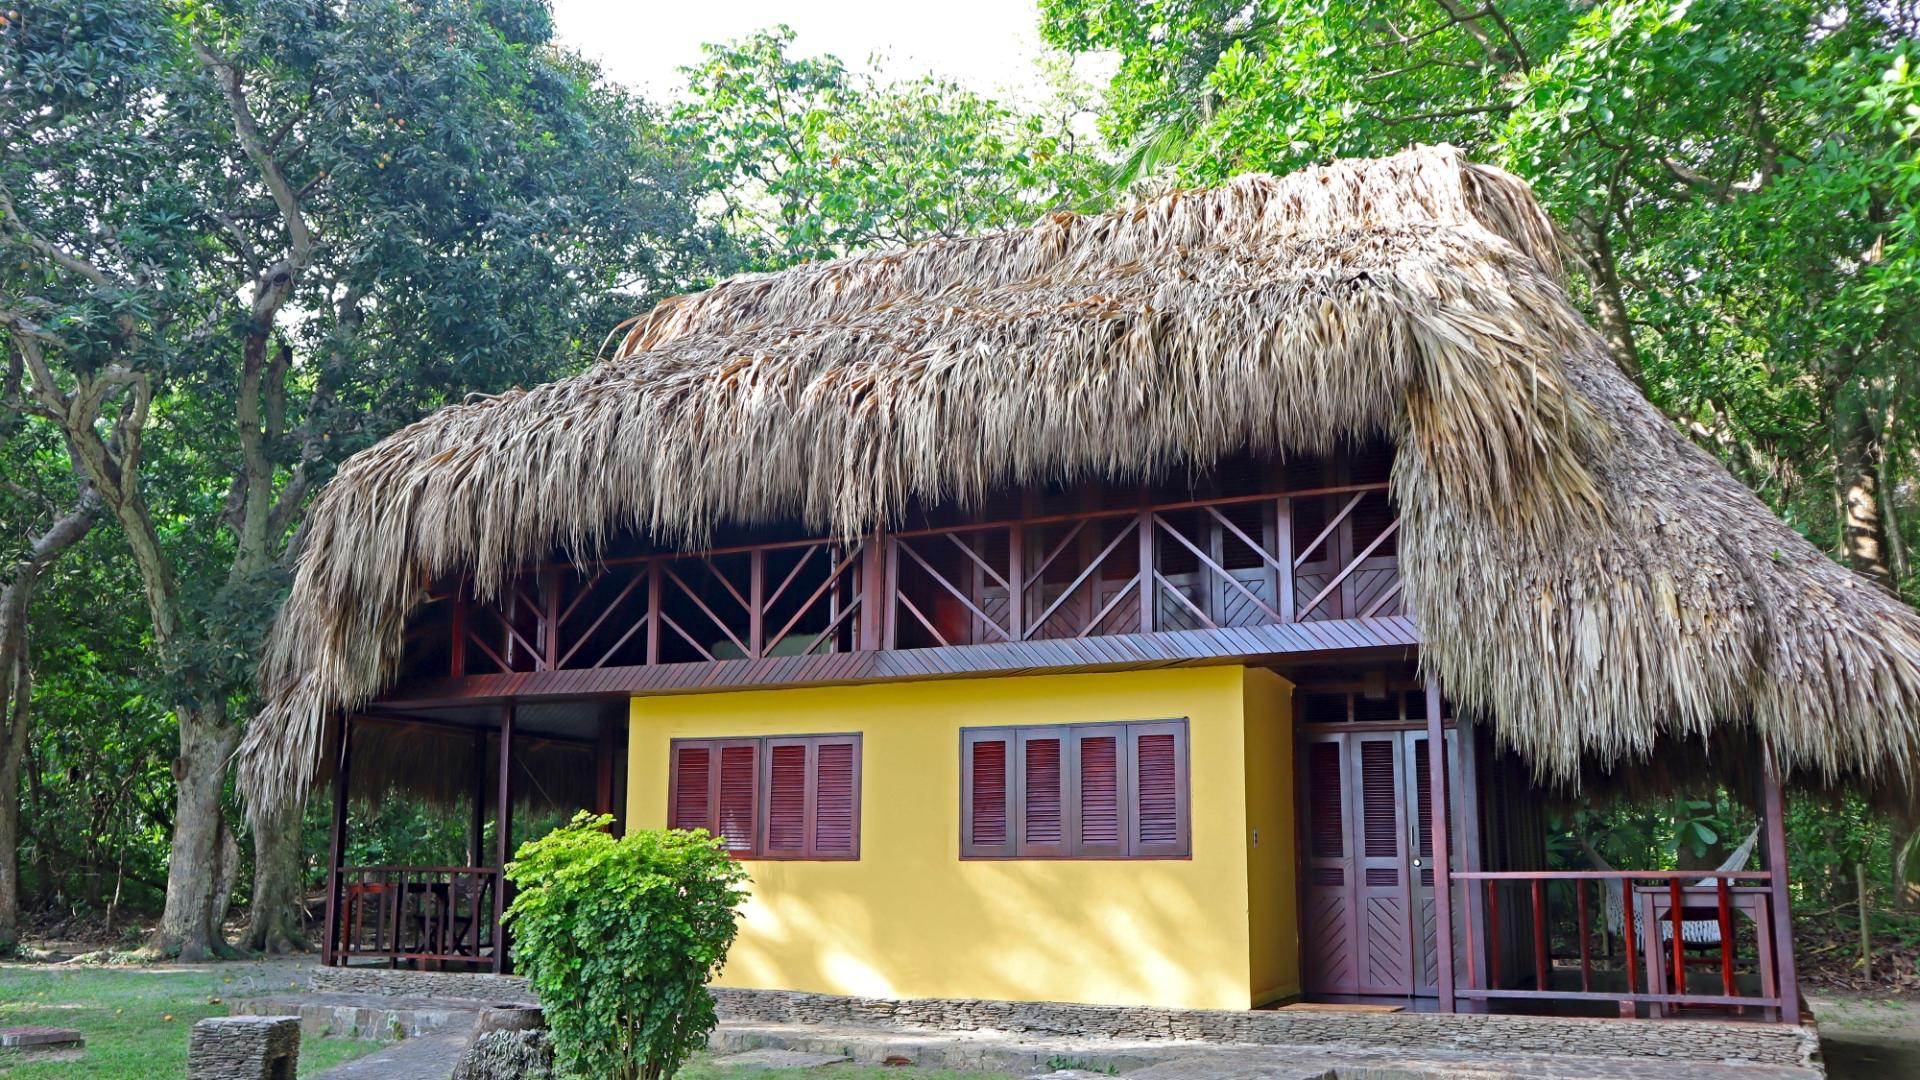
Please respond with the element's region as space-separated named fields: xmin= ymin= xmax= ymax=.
xmin=667 ymin=734 xmax=861 ymax=859
xmin=960 ymin=719 xmax=1188 ymax=859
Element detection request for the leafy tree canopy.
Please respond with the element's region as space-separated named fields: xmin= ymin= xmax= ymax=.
xmin=675 ymin=25 xmax=1101 ymax=269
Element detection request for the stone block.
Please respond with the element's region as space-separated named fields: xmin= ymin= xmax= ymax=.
xmin=187 ymin=1015 xmax=300 ymax=1080
xmin=0 ymin=1025 xmax=83 ymax=1049
xmin=452 ymin=1028 xmax=554 ymax=1080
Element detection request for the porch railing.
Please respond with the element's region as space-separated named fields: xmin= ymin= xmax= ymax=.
xmin=329 ymin=865 xmax=501 ymax=968
xmin=1451 ymin=869 xmax=1788 ymax=1019
xmin=441 ymin=483 xmax=1402 ymax=674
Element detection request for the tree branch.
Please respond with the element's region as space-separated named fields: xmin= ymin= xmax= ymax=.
xmin=0 ymin=183 xmax=111 ymax=289
xmin=192 ymin=40 xmax=314 ymax=270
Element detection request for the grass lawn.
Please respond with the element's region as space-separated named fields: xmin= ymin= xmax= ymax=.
xmin=0 ymin=964 xmax=381 ymax=1078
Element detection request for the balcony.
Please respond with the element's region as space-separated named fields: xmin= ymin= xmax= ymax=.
xmin=383 ymin=468 xmax=1411 ymax=705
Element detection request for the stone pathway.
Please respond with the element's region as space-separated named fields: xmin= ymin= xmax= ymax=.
xmin=307 ymin=1032 xmax=469 ymax=1080
xmin=712 ymin=1020 xmax=1824 ymax=1080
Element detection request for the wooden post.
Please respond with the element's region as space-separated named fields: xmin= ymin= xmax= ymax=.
xmin=493 ymin=702 xmax=516 ymax=974
xmin=541 ymin=567 xmax=560 ymax=670
xmin=1275 ymin=496 xmax=1297 ymax=621
xmin=645 ymin=562 xmax=662 ymax=665
xmin=1425 ymin=673 xmax=1456 ymax=1011
xmin=1007 ymin=523 xmax=1025 ymax=640
xmin=1136 ymin=510 xmax=1154 ymax=633
xmin=859 ymin=535 xmax=885 ymax=650
xmin=468 ymin=730 xmax=486 ymax=867
xmin=1858 ymin=863 xmax=1872 ymax=982
xmin=321 ymin=714 xmax=354 ymax=967
xmin=1762 ymin=745 xmax=1801 ymax=1022
xmin=749 ymin=549 xmax=765 ymax=658
xmin=450 ymin=584 xmax=467 ymax=676
xmin=595 ymin=715 xmax=618 ymax=819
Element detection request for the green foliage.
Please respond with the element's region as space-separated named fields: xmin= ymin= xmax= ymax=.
xmin=1041 ymin=0 xmax=1920 ymax=598
xmin=675 ymin=26 xmax=1101 ymax=269
xmin=505 ymin=814 xmax=749 ymax=1080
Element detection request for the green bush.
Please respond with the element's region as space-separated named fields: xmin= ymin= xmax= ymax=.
xmin=505 ymin=813 xmax=750 ymax=1080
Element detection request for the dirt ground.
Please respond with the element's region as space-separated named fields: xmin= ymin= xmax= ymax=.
xmin=1810 ymin=994 xmax=1920 ymax=1077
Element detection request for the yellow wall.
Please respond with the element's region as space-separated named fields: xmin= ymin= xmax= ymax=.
xmin=627 ymin=666 xmax=1295 ymax=1010
xmin=1241 ymin=669 xmax=1298 ymax=1004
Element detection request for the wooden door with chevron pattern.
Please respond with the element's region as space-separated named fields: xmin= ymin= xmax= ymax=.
xmin=1299 ymin=727 xmax=1464 ymax=998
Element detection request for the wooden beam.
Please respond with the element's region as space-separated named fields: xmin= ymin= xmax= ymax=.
xmin=1425 ymin=673 xmax=1456 ymax=1012
xmin=595 ymin=716 xmax=618 ymax=820
xmin=321 ymin=714 xmax=353 ymax=967
xmin=493 ymin=702 xmax=516 ymax=974
xmin=378 ymin=617 xmax=1422 ymax=707
xmin=468 ymin=730 xmax=486 ymax=868
xmin=1762 ymin=745 xmax=1800 ymax=1022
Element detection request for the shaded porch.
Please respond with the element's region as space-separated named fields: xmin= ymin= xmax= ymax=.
xmin=318 ymin=698 xmax=627 ymax=972
xmin=1286 ymin=668 xmax=1802 ymax=1023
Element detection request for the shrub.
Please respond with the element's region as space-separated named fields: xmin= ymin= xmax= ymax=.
xmin=505 ymin=813 xmax=750 ymax=1080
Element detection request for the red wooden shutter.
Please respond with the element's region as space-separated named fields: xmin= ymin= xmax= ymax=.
xmin=715 ymin=741 xmax=758 ymax=854
xmin=1307 ymin=741 xmax=1345 ymax=860
xmin=1018 ymin=728 xmax=1068 ymax=857
xmin=812 ymin=737 xmax=859 ymax=857
xmin=961 ymin=730 xmax=1014 ymax=857
xmin=669 ymin=743 xmax=713 ymax=833
xmin=1073 ymin=729 xmax=1125 ymax=857
xmin=1129 ymin=721 xmax=1189 ymax=857
xmin=763 ymin=740 xmax=809 ymax=856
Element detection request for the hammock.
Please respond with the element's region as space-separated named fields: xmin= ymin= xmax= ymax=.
xmin=1578 ymin=827 xmax=1762 ymax=946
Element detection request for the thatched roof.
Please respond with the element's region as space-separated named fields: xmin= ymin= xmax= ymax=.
xmin=240 ymin=145 xmax=1920 ymax=814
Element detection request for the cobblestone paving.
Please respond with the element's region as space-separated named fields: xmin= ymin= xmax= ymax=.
xmin=714 ymin=1020 xmax=1824 ymax=1080
xmin=307 ymin=1033 xmax=469 ymax=1080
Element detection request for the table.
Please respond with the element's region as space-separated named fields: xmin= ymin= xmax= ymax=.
xmin=1635 ymin=883 xmax=1775 ymax=1020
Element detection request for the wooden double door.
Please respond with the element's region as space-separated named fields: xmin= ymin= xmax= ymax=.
xmin=1298 ymin=727 xmax=1468 ymax=997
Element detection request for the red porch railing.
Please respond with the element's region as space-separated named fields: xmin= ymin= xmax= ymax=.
xmin=440 ymin=483 xmax=1402 ymax=674
xmin=1450 ymin=868 xmax=1789 ymax=1019
xmin=329 ymin=865 xmax=501 ymax=968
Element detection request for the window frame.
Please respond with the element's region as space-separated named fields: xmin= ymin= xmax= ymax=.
xmin=667 ymin=732 xmax=862 ymax=861
xmin=959 ymin=717 xmax=1190 ymax=860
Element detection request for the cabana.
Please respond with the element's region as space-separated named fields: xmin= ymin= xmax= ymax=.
xmin=242 ymin=147 xmax=1920 ymax=1021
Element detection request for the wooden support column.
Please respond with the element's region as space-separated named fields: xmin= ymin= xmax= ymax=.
xmin=493 ymin=702 xmax=516 ymax=974
xmin=1425 ymin=673 xmax=1456 ymax=1012
xmin=321 ymin=714 xmax=354 ymax=967
xmin=859 ymin=535 xmax=886 ymax=650
xmin=1136 ymin=509 xmax=1154 ymax=632
xmin=468 ymin=730 xmax=487 ymax=867
xmin=541 ymin=567 xmax=560 ymax=670
xmin=749 ymin=549 xmax=766 ymax=658
xmin=450 ymin=584 xmax=467 ymax=676
xmin=595 ymin=715 xmax=619 ymax=823
xmin=1762 ymin=745 xmax=1801 ymax=1022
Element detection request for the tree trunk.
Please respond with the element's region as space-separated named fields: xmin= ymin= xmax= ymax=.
xmin=243 ymin=795 xmax=308 ymax=953
xmin=1835 ymin=389 xmax=1896 ymax=591
xmin=0 ymin=655 xmax=28 ymax=953
xmin=0 ymin=485 xmax=98 ymax=951
xmin=154 ymin=703 xmax=239 ymax=960
xmin=1576 ymin=214 xmax=1648 ymax=392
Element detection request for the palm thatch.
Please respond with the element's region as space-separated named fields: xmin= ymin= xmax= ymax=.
xmin=342 ymin=722 xmax=597 ymax=813
xmin=240 ymin=145 xmax=1920 ymax=815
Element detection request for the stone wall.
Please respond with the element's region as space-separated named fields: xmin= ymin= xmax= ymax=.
xmin=307 ymin=967 xmax=536 ymax=1005
xmin=302 ymin=968 xmax=1819 ymax=1071
xmin=709 ymin=989 xmax=1821 ymax=1070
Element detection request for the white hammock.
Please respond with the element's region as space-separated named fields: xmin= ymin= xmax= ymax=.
xmin=1578 ymin=826 xmax=1762 ymax=946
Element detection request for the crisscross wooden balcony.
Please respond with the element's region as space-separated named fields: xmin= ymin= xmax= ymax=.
xmin=383 ymin=459 xmax=1412 ymax=706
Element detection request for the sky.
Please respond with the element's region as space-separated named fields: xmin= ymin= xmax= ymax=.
xmin=548 ymin=0 xmax=1075 ymax=101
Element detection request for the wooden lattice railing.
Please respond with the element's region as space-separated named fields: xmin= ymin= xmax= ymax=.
xmin=329 ymin=865 xmax=501 ymax=968
xmin=437 ymin=484 xmax=1400 ymax=675
xmin=1450 ymin=868 xmax=1791 ymax=1020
